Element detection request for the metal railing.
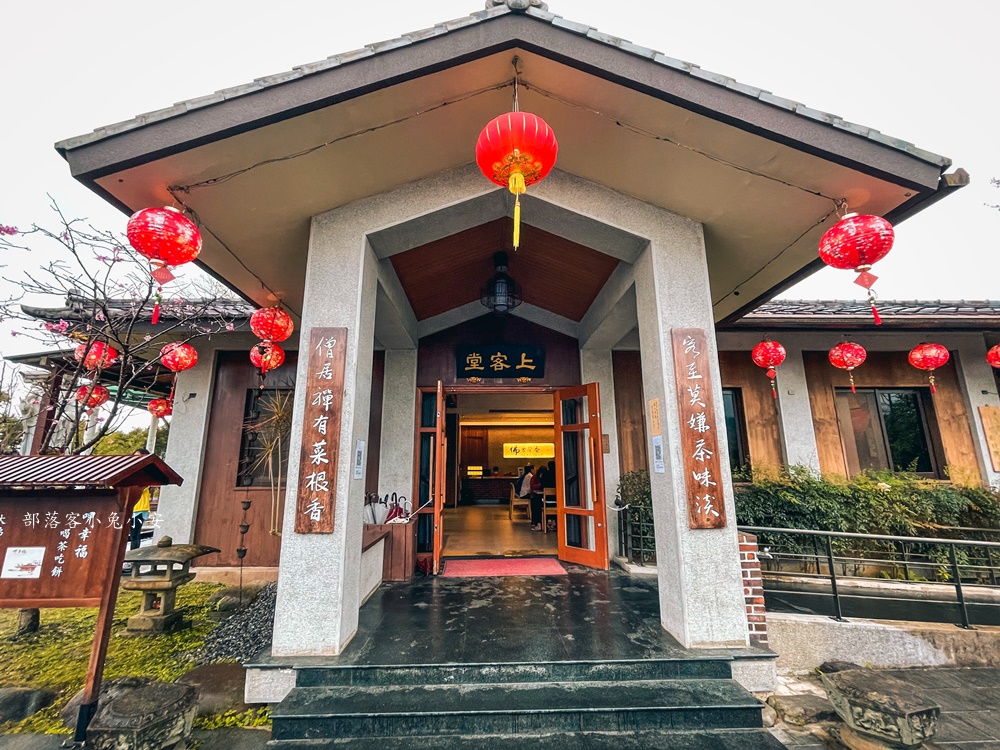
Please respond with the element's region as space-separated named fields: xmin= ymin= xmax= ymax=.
xmin=739 ymin=525 xmax=1000 ymax=629
xmin=617 ymin=506 xmax=656 ymax=566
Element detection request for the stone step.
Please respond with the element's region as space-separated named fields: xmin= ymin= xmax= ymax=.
xmin=267 ymin=728 xmax=786 ymax=749
xmin=295 ymin=658 xmax=732 ymax=688
xmin=270 ymin=679 xmax=763 ymax=741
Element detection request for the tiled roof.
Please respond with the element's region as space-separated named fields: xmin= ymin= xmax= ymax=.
xmin=749 ymin=300 xmax=1000 ymax=318
xmin=54 ymin=3 xmax=950 ymax=168
xmin=20 ymin=294 xmax=254 ymax=324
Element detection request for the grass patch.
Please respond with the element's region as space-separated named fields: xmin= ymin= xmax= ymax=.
xmin=0 ymin=582 xmax=224 ymax=734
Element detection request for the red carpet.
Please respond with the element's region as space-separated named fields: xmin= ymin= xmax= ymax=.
xmin=442 ymin=557 xmax=567 ymax=578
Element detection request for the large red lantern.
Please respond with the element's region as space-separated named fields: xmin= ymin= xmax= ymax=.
xmin=160 ymin=342 xmax=198 ymax=373
xmin=908 ymin=343 xmax=950 ymax=394
xmin=249 ymin=306 xmax=294 ymax=344
xmin=828 ymin=341 xmax=867 ymax=393
xmin=476 ymin=110 xmax=558 ymax=250
xmin=751 ymin=339 xmax=786 ymax=399
xmin=127 ymin=207 xmax=203 ymax=324
xmin=74 ymin=341 xmax=118 ymax=370
xmin=988 ymin=345 xmax=1000 ymax=369
xmin=250 ymin=341 xmax=285 ymax=384
xmin=147 ymin=398 xmax=173 ymax=418
xmin=76 ymin=384 xmax=109 ymax=409
xmin=818 ymin=213 xmax=894 ymax=325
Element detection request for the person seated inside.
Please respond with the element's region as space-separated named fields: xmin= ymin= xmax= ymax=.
xmin=515 ymin=464 xmax=534 ymax=515
xmin=530 ymin=466 xmax=546 ymax=531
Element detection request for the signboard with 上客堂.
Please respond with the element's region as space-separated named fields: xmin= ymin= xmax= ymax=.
xmin=456 ymin=346 xmax=545 ymax=379
xmin=503 ymin=443 xmax=555 ymax=459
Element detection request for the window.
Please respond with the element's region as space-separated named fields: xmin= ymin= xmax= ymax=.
xmin=834 ymin=388 xmax=939 ymax=478
xmin=722 ymin=388 xmax=750 ymax=477
xmin=237 ymin=388 xmax=294 ymax=487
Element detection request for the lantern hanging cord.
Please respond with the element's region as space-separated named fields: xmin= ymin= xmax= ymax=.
xmin=511 ymin=56 xmax=522 ymax=112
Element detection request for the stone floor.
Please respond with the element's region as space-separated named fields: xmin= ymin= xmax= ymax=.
xmin=441 ymin=504 xmax=558 ymax=558
xmin=0 ymin=728 xmax=269 ymax=749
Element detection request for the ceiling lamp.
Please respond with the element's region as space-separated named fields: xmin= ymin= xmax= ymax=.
xmin=475 ymin=73 xmax=558 ymax=250
xmin=127 ymin=207 xmax=203 ymax=324
xmin=908 ymin=343 xmax=950 ymax=394
xmin=828 ymin=341 xmax=867 ymax=393
xmin=751 ymin=339 xmax=786 ymax=399
xmin=480 ymin=251 xmax=522 ymax=316
xmin=818 ymin=212 xmax=894 ymax=325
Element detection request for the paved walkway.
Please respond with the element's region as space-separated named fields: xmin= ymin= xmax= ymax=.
xmin=0 ymin=728 xmax=269 ymax=749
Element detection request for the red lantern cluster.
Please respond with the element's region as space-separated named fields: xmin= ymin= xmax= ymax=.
xmin=74 ymin=341 xmax=118 ymax=370
xmin=147 ymin=398 xmax=173 ymax=419
xmin=829 ymin=341 xmax=867 ymax=393
xmin=76 ymin=384 xmax=110 ymax=409
xmin=818 ymin=213 xmax=895 ymax=325
xmin=751 ymin=339 xmax=786 ymax=399
xmin=249 ymin=305 xmax=293 ymax=384
xmin=908 ymin=343 xmax=950 ymax=394
xmin=160 ymin=342 xmax=199 ymax=373
xmin=126 ymin=207 xmax=203 ymax=324
xmin=476 ymin=110 xmax=558 ymax=250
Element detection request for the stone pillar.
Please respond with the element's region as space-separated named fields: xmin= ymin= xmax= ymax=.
xmin=378 ymin=349 xmax=417 ymax=499
xmin=579 ymin=349 xmax=622 ymax=559
xmin=774 ymin=345 xmax=822 ymax=473
xmin=271 ymin=217 xmax=378 ymax=657
xmin=953 ymin=336 xmax=1000 ymax=487
xmin=632 ymin=222 xmax=749 ymax=649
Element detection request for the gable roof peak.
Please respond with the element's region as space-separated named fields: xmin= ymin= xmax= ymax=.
xmin=486 ymin=0 xmax=549 ymax=10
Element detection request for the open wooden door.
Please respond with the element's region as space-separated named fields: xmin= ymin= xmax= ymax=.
xmin=432 ymin=381 xmax=447 ymax=574
xmin=554 ymin=383 xmax=609 ymax=569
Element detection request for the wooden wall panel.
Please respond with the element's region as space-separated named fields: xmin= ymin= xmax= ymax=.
xmin=718 ymin=352 xmax=783 ymax=473
xmin=417 ymin=314 xmax=580 ymax=388
xmin=803 ymin=351 xmax=980 ymax=483
xmin=611 ymin=351 xmax=648 ymax=473
xmin=365 ymin=351 xmax=385 ymax=496
xmin=194 ymin=350 xmax=297 ymax=567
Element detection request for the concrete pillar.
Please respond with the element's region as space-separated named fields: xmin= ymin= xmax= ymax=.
xmin=272 ymin=215 xmax=378 ymax=657
xmin=378 ymin=349 xmax=418 ymax=500
xmin=632 ymin=222 xmax=749 ymax=649
xmin=953 ymin=336 xmax=1000 ymax=487
xmin=774 ymin=345 xmax=821 ymax=473
xmin=579 ymin=349 xmax=622 ymax=559
xmin=145 ymin=412 xmax=159 ymax=454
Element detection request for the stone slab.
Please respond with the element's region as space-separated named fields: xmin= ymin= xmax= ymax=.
xmin=176 ymin=663 xmax=256 ymax=717
xmin=0 ymin=688 xmax=55 ymax=724
xmin=767 ymin=694 xmax=838 ymax=726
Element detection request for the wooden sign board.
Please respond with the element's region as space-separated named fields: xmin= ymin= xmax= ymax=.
xmin=671 ymin=328 xmax=727 ymax=530
xmin=0 ymin=490 xmax=130 ymax=609
xmin=979 ymin=405 xmax=1000 ymax=472
xmin=295 ymin=327 xmax=348 ymax=534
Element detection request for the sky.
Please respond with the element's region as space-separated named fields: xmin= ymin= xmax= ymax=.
xmin=1 ymin=0 xmax=998 ymax=366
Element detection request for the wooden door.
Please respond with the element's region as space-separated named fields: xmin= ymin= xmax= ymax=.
xmin=554 ymin=383 xmax=609 ymax=569
xmin=432 ymin=381 xmax=447 ymax=574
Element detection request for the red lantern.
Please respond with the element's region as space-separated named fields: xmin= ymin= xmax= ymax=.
xmin=147 ymin=398 xmax=173 ymax=418
xmin=818 ymin=213 xmax=894 ymax=325
xmin=476 ymin=111 xmax=558 ymax=250
xmin=160 ymin=342 xmax=198 ymax=372
xmin=988 ymin=345 xmax=1000 ymax=369
xmin=250 ymin=341 xmax=285 ymax=383
xmin=74 ymin=341 xmax=118 ymax=370
xmin=127 ymin=207 xmax=203 ymax=324
xmin=828 ymin=341 xmax=867 ymax=393
xmin=76 ymin=384 xmax=109 ymax=409
xmin=250 ymin=306 xmax=294 ymax=344
xmin=751 ymin=339 xmax=786 ymax=399
xmin=908 ymin=343 xmax=950 ymax=394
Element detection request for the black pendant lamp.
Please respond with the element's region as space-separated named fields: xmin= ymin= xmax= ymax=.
xmin=480 ymin=251 xmax=522 ymax=315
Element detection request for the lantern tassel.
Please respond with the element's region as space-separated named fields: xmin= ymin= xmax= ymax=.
xmin=508 ymin=173 xmax=526 ymax=250
xmin=849 ymin=371 xmax=856 ymax=394
xmin=868 ymin=291 xmax=882 ymax=326
xmin=929 ymin=373 xmax=937 ymax=395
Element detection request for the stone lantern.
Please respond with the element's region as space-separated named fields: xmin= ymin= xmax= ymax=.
xmin=122 ymin=536 xmax=218 ymax=635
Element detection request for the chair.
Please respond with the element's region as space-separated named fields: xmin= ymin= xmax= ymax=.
xmin=541 ymin=488 xmax=557 ymax=533
xmin=509 ymin=484 xmax=530 ymax=520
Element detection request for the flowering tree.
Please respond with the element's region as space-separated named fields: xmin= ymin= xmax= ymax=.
xmin=0 ymin=202 xmax=245 ymax=455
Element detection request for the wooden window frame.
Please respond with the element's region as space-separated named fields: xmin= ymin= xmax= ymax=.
xmin=721 ymin=387 xmax=751 ymax=477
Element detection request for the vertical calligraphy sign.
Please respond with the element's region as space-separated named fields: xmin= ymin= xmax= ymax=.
xmin=671 ymin=328 xmax=727 ymax=530
xmin=295 ymin=328 xmax=348 ymax=534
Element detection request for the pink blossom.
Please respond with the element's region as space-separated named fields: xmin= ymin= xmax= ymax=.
xmin=144 ymin=335 xmax=152 ymax=342
xmin=9 ymin=331 xmax=18 ymax=337
xmin=0 ymin=225 xmax=17 ymax=235
xmin=225 ymin=323 xmax=235 ymax=331
xmin=44 ymin=319 xmax=70 ymax=334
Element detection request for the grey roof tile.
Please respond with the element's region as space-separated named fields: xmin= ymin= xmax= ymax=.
xmin=586 ymin=28 xmax=629 ymax=47
xmin=758 ymin=91 xmax=805 ymax=111
xmin=294 ymin=57 xmax=343 ymax=75
xmin=550 ymin=16 xmax=592 ymax=35
xmin=368 ymin=36 xmax=413 ymax=54
xmin=689 ymin=67 xmax=734 ymax=87
xmin=615 ymin=40 xmax=659 ymax=59
xmin=725 ymin=80 xmax=766 ymax=98
xmin=742 ymin=299 xmax=1000 ymax=321
xmin=334 ymin=46 xmax=376 ymax=64
xmin=653 ymin=52 xmax=699 ymax=72
xmin=524 ymin=7 xmax=556 ymax=22
xmin=253 ymin=70 xmax=305 ymax=87
xmin=442 ymin=14 xmax=482 ymax=31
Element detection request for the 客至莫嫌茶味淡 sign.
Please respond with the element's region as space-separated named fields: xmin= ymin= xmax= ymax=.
xmin=456 ymin=345 xmax=545 ymax=379
xmin=295 ymin=328 xmax=348 ymax=534
xmin=671 ymin=328 xmax=727 ymax=530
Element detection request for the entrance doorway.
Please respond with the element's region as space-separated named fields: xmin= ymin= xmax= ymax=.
xmin=417 ymin=385 xmax=610 ymax=573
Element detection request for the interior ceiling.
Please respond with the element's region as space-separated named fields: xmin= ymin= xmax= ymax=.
xmin=390 ymin=218 xmax=619 ymax=322
xmin=96 ymin=49 xmax=918 ymax=322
